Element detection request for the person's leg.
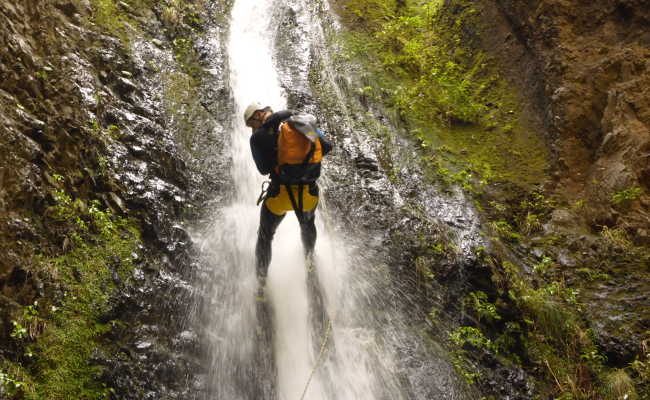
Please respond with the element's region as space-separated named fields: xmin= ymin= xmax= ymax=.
xmin=255 ymin=203 xmax=285 ymax=281
xmin=299 ymin=183 xmax=319 ymax=259
xmin=299 ymin=209 xmax=317 ymax=259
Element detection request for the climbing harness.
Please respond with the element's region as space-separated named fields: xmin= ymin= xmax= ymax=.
xmin=263 ymin=184 xmax=318 ymax=216
xmin=285 ymin=182 xmax=306 ymax=223
xmin=299 ymin=313 xmax=333 ymax=400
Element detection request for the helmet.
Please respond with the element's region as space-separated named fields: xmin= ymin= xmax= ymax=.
xmin=244 ymin=103 xmax=264 ymax=126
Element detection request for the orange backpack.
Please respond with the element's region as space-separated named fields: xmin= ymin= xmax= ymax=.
xmin=275 ymin=114 xmax=323 ymax=184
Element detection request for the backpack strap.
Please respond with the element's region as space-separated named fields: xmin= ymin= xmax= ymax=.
xmin=284 ymin=183 xmax=305 ymax=224
xmin=302 ymin=141 xmax=316 ymax=164
xmin=298 ymin=183 xmax=305 ymax=220
xmin=279 ymin=124 xmax=318 ymax=223
xmin=292 ymin=141 xmax=316 ymax=223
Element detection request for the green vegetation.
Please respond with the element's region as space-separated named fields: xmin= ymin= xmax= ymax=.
xmin=34 ymin=71 xmax=48 ymax=81
xmin=160 ymin=0 xmax=206 ymax=32
xmin=333 ymin=0 xmax=650 ymax=398
xmin=89 ymin=0 xmax=206 ymax=75
xmin=490 ymin=220 xmax=520 ymax=242
xmin=337 ymin=0 xmax=549 ymax=189
xmin=450 ymin=326 xmax=497 ymax=353
xmin=481 ymin=254 xmax=639 ymax=399
xmin=611 ymin=186 xmax=643 ymax=206
xmin=88 ymin=0 xmax=209 ymax=163
xmin=453 ymin=254 xmax=612 ymax=395
xmin=162 ymin=70 xmax=210 ymax=154
xmin=0 ymin=369 xmax=26 ymax=398
xmin=451 ymin=206 xmax=647 ymax=398
xmin=90 ymin=0 xmax=146 ymax=43
xmin=2 ymin=1 xmax=213 ymax=398
xmin=532 ymin=256 xmax=554 ymax=277
xmin=171 ymin=37 xmax=204 ymax=79
xmin=465 ymin=291 xmax=500 ymax=322
xmin=630 ymin=336 xmax=650 ymax=399
xmin=603 ymin=369 xmax=637 ymax=400
xmin=449 ymin=326 xmax=496 ymax=384
xmin=341 ymin=0 xmax=495 ymax=124
xmin=2 ymin=191 xmax=141 ymax=399
xmin=600 ymin=225 xmax=650 ymax=264
xmin=90 ymin=0 xmax=204 ymax=38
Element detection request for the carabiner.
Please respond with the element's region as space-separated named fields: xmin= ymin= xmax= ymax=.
xmin=256 ymin=180 xmax=271 ymax=205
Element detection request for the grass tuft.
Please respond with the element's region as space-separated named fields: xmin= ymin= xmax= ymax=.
xmin=603 ymin=369 xmax=637 ymax=400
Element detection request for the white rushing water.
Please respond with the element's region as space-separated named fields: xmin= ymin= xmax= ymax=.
xmin=228 ymin=0 xmax=321 ymax=398
xmin=203 ymin=0 xmax=447 ymax=399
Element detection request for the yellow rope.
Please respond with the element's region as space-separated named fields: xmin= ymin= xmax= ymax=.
xmin=299 ymin=315 xmax=333 ymax=400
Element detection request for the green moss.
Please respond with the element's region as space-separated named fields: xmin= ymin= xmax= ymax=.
xmin=89 ymin=0 xmax=144 ymax=43
xmin=603 ymin=369 xmax=637 ymax=400
xmin=89 ymin=0 xmax=206 ymax=51
xmin=450 ymin=351 xmax=481 ymax=385
xmin=519 ymin=283 xmax=578 ymax=343
xmin=600 ymin=226 xmax=650 ymax=266
xmin=3 ymin=193 xmax=141 ymax=399
xmin=160 ymin=0 xmax=206 ymax=32
xmin=30 ymin=318 xmax=113 ymax=400
xmin=340 ymin=0 xmax=496 ymax=124
xmin=162 ymin=71 xmax=210 ymax=154
xmin=171 ymin=37 xmax=204 ymax=81
xmin=450 ymin=326 xmax=497 ymax=352
xmin=488 ymin=255 xmax=619 ymax=397
xmin=337 ymin=0 xmax=549 ymax=189
xmin=426 ymin=124 xmax=549 ymax=188
xmin=331 ymin=1 xmax=646 ymax=396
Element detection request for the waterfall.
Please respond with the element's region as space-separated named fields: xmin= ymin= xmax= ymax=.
xmin=203 ymin=0 xmax=328 ymax=398
xmin=200 ymin=0 xmax=474 ymax=399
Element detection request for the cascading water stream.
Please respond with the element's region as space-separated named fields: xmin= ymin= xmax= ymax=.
xmin=204 ymin=0 xmax=329 ymax=398
xmin=201 ymin=0 xmax=475 ymax=399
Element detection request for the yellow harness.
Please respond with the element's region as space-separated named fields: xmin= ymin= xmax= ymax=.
xmin=265 ymin=184 xmax=318 ymax=216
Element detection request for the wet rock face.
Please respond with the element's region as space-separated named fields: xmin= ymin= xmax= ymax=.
xmin=487 ymin=0 xmax=650 ymax=372
xmin=0 ymin=0 xmax=97 ymax=307
xmin=0 ymin=0 xmax=232 ymax=397
xmin=491 ymin=0 xmax=650 ymax=232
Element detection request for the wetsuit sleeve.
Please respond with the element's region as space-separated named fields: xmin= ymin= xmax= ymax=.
xmin=248 ymin=110 xmax=294 ymax=176
xmin=269 ymin=110 xmax=294 ymax=124
xmin=250 ymin=134 xmax=274 ymax=175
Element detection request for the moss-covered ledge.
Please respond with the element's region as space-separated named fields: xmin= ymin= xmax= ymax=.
xmin=1 ymin=190 xmax=141 ymax=399
xmin=332 ymin=0 xmax=550 ymax=193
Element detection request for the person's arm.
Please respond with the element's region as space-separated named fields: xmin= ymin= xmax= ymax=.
xmin=265 ymin=110 xmax=294 ymax=129
xmin=249 ymin=110 xmax=295 ymax=175
xmin=250 ymin=133 xmax=274 ymax=175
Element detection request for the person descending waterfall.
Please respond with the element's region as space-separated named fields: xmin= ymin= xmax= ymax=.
xmin=244 ymin=103 xmax=333 ymax=292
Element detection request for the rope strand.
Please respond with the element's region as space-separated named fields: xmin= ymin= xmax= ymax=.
xmin=299 ymin=315 xmax=333 ymax=400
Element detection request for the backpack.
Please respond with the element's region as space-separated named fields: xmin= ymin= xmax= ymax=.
xmin=273 ymin=113 xmax=324 ymax=221
xmin=275 ymin=113 xmax=323 ymax=184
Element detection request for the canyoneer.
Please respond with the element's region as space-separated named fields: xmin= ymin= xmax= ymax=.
xmin=244 ymin=103 xmax=333 ymax=296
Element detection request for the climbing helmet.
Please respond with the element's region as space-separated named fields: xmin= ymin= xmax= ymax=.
xmin=244 ymin=103 xmax=264 ymax=126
